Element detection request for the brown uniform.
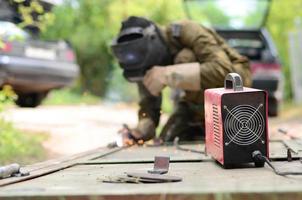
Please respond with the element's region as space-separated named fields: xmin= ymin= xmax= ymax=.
xmin=136 ymin=20 xmax=251 ymax=142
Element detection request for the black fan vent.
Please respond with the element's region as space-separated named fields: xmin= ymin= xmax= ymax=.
xmin=223 ymin=104 xmax=265 ymax=146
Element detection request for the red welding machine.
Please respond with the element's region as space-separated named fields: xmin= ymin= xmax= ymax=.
xmin=205 ymin=73 xmax=269 ymax=168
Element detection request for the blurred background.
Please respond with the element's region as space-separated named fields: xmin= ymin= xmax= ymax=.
xmin=0 ymin=0 xmax=302 ymax=165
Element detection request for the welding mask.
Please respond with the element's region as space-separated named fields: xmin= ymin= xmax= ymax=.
xmin=111 ymin=17 xmax=171 ymax=82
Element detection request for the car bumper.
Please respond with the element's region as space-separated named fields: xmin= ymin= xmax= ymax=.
xmin=0 ymin=55 xmax=79 ymax=92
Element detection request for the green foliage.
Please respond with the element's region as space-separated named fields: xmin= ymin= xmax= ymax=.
xmin=0 ymin=119 xmax=47 ymax=165
xmin=42 ymin=0 xmax=113 ymax=96
xmin=267 ymin=0 xmax=302 ymax=100
xmin=0 ymin=40 xmax=4 ymax=48
xmin=105 ymin=64 xmax=139 ymax=102
xmin=43 ymin=88 xmax=100 ymax=105
xmin=244 ymin=3 xmax=266 ymax=28
xmin=0 ymin=87 xmax=46 ymax=165
xmin=12 ymin=0 xmax=55 ymax=31
xmin=72 ymin=0 xmax=113 ymax=96
xmin=0 ymin=85 xmax=17 ymax=111
xmin=184 ymin=1 xmax=230 ymax=28
xmin=108 ymin=0 xmax=185 ymax=25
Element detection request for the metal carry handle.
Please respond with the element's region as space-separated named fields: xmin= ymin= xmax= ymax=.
xmin=224 ymin=73 xmax=243 ymax=91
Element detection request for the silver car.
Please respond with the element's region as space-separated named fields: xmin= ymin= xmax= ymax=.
xmin=0 ymin=21 xmax=79 ymax=107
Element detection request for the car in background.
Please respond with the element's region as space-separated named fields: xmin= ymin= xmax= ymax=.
xmin=183 ymin=0 xmax=282 ymax=116
xmin=0 ymin=21 xmax=79 ymax=107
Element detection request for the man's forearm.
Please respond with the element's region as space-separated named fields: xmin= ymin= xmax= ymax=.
xmin=164 ymin=62 xmax=201 ymax=91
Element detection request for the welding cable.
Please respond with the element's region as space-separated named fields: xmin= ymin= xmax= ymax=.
xmin=252 ymin=150 xmax=302 ymax=176
xmin=173 ymin=137 xmax=205 ymax=154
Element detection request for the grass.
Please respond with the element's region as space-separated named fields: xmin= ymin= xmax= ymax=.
xmin=277 ymin=100 xmax=302 ymax=120
xmin=43 ymin=88 xmax=100 ymax=105
xmin=0 ymin=86 xmax=48 ymax=165
xmin=0 ymin=118 xmax=48 ymax=165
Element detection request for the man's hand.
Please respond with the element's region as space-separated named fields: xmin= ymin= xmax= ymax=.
xmin=114 ymin=119 xmax=155 ymax=147
xmin=117 ymin=124 xmax=142 ymax=147
xmin=143 ymin=66 xmax=167 ymax=96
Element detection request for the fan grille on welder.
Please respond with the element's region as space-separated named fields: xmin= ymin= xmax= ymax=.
xmin=224 ymin=104 xmax=265 ymax=146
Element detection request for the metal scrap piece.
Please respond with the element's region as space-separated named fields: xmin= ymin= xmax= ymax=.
xmin=0 ymin=164 xmax=20 ymax=179
xmin=100 ymin=175 xmax=164 ymax=184
xmin=148 ymin=156 xmax=170 ymax=174
xmin=126 ymin=172 xmax=182 ymax=182
xmin=100 ymin=156 xmax=181 ymax=184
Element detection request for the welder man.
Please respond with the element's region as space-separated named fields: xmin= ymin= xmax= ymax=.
xmin=111 ymin=16 xmax=251 ymax=145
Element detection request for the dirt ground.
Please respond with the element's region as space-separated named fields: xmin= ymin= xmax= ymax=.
xmin=4 ymin=104 xmax=139 ymax=157
xmin=4 ymin=103 xmax=302 ymax=159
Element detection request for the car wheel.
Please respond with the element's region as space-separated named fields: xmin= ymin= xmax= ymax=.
xmin=268 ymin=97 xmax=278 ymax=117
xmin=15 ymin=92 xmax=47 ymax=108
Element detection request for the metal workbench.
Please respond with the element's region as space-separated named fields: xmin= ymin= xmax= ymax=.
xmin=1 ymin=141 xmax=302 ymax=199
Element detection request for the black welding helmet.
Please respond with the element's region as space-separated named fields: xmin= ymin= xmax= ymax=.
xmin=111 ymin=16 xmax=172 ymax=82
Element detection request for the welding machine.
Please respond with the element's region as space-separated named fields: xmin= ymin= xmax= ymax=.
xmin=205 ymin=73 xmax=269 ymax=168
